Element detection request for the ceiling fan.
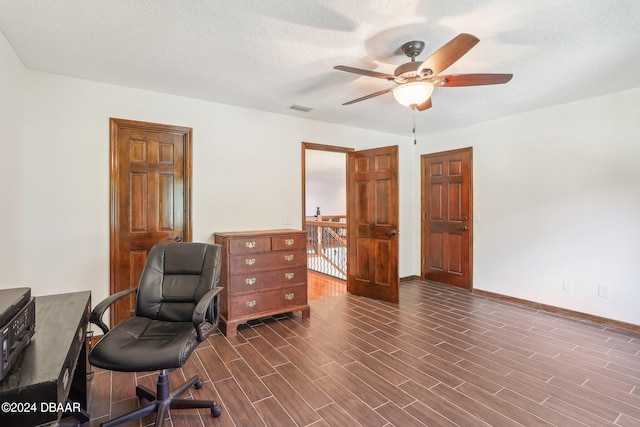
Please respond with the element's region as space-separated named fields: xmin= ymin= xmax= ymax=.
xmin=334 ymin=33 xmax=512 ymax=111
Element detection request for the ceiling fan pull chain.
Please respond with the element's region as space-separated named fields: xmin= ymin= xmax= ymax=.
xmin=412 ymin=108 xmax=417 ymax=145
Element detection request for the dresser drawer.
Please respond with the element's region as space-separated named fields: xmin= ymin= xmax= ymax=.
xmin=271 ymin=233 xmax=307 ymax=251
xmin=229 ymin=249 xmax=306 ymax=273
xmin=229 ymin=265 xmax=307 ymax=293
xmin=230 ymin=285 xmax=307 ymax=317
xmin=228 ymin=236 xmax=271 ymax=254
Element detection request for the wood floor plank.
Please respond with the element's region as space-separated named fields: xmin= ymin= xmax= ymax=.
xmin=246 ymin=334 xmax=289 ymax=367
xmin=190 ymin=381 xmax=235 ymax=427
xmin=275 ymin=362 xmax=334 ymax=410
xmin=343 ymin=347 xmax=411 ymax=386
xmin=368 ymin=349 xmax=440 ymax=389
xmin=542 ymin=396 xmax=619 ymax=427
xmin=402 ymin=400 xmax=458 ymax=427
xmin=108 ymin=397 xmax=141 ymax=427
xmin=421 ymin=353 xmax=503 ymax=394
xmin=314 ymin=375 xmax=387 ymax=427
xmin=315 ymin=402 xmax=361 ymax=427
xmin=213 ymin=377 xmax=265 ymax=426
xmin=207 ymin=332 xmax=241 ymax=363
xmin=391 ymin=349 xmax=464 ymax=388
xmin=495 ymin=387 xmax=586 ymax=427
xmin=400 ymin=380 xmax=492 ymax=426
xmin=86 ymin=370 xmax=111 ymax=419
xmin=345 ymin=360 xmax=416 ymax=407
xmin=233 ymin=342 xmax=276 ymax=377
xmin=111 ymin=371 xmax=137 ymax=402
xmin=376 ymin=401 xmax=427 ymax=427
xmin=181 ymin=352 xmax=210 ymax=386
xmin=455 ymin=381 xmax=554 ymax=427
xmin=260 ymin=372 xmax=321 ymax=426
xmin=252 ymin=396 xmax=298 ymax=427
xmin=323 ymin=361 xmax=389 ymax=408
xmin=225 ymin=358 xmax=271 ymax=402
xmin=195 ymin=346 xmax=232 ymax=382
xmin=430 ymin=383 xmax=523 ymax=427
xmin=277 ymin=344 xmax=328 ymax=381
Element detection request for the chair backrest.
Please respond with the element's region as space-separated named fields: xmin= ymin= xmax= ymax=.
xmin=135 ymin=242 xmax=222 ymax=322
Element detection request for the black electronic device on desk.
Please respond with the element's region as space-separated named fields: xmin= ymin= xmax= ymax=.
xmin=0 ymin=290 xmax=91 ymax=426
xmin=0 ymin=287 xmax=36 ymax=381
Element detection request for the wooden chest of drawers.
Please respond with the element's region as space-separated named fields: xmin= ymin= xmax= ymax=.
xmin=214 ymin=229 xmax=310 ymax=337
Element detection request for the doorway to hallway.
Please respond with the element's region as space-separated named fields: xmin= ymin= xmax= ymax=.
xmin=302 ymin=142 xmax=351 ymax=299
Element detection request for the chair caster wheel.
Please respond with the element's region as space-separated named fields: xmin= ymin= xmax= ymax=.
xmin=195 ymin=379 xmax=204 ymax=389
xmin=211 ymin=403 xmax=222 ymax=417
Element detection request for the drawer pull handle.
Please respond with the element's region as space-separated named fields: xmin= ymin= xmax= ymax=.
xmin=284 ymin=255 xmax=294 ymax=261
xmin=246 ymin=300 xmax=257 ymax=308
xmin=284 ymin=272 xmax=294 ymax=280
xmin=245 ymin=241 xmax=256 ymax=248
xmin=245 ymin=278 xmax=256 ymax=285
xmin=284 ymin=293 xmax=295 ymax=301
xmin=285 ymin=239 xmax=294 ymax=246
xmin=245 ymin=258 xmax=256 ymax=265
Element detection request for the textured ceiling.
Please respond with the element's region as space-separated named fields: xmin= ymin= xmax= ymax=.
xmin=1 ymin=0 xmax=639 ymax=137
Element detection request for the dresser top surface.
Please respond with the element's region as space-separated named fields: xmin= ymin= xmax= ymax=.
xmin=214 ymin=229 xmax=305 ymax=238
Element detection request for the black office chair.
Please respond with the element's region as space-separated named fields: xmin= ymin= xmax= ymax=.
xmin=89 ymin=242 xmax=224 ymax=427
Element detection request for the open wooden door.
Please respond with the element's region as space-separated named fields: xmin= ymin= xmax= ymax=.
xmin=347 ymin=145 xmax=399 ymax=303
xmin=421 ymin=147 xmax=473 ymax=290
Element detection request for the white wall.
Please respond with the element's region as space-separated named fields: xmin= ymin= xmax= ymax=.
xmin=306 ymin=178 xmax=347 ymax=217
xmin=415 ymin=89 xmax=640 ymax=325
xmin=21 ymin=70 xmax=412 ymax=306
xmin=0 ymin=30 xmax=25 ymax=285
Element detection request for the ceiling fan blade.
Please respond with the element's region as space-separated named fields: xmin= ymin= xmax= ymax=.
xmin=416 ymin=97 xmax=432 ymax=111
xmin=334 ymin=65 xmax=395 ymax=81
xmin=436 ymin=73 xmax=513 ymax=87
xmin=342 ymin=87 xmax=394 ymax=105
xmin=417 ymin=33 xmax=480 ymax=77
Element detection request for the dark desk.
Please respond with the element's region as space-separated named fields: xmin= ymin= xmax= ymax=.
xmin=0 ymin=291 xmax=91 ymax=426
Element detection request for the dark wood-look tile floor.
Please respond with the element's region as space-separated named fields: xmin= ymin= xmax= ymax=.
xmin=83 ymin=280 xmax=640 ymax=427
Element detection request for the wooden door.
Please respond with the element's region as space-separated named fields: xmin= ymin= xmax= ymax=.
xmin=110 ymin=118 xmax=192 ymax=326
xmin=421 ymin=147 xmax=472 ymax=290
xmin=347 ymin=145 xmax=399 ymax=303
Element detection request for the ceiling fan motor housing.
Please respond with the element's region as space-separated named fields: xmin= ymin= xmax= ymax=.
xmin=394 ymin=61 xmax=422 ymax=80
xmin=400 ymin=40 xmax=425 ymax=58
xmin=396 ymin=41 xmax=432 ymax=81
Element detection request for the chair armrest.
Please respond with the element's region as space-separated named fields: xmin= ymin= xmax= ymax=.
xmin=89 ymin=288 xmax=138 ymax=334
xmin=192 ymin=287 xmax=224 ymax=341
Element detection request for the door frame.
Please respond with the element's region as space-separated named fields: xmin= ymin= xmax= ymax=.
xmin=301 ymin=142 xmax=353 ymax=284
xmin=420 ymin=146 xmax=473 ymax=290
xmin=109 ymin=118 xmax=193 ymax=324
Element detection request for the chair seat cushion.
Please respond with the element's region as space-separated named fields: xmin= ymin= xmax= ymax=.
xmin=89 ymin=317 xmax=200 ymax=372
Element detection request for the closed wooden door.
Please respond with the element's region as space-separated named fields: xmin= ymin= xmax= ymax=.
xmin=347 ymin=145 xmax=399 ymax=303
xmin=110 ymin=118 xmax=192 ymax=326
xmin=421 ymin=147 xmax=472 ymax=289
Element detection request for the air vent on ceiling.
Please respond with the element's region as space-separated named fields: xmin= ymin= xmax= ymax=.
xmin=289 ymin=104 xmax=313 ymax=113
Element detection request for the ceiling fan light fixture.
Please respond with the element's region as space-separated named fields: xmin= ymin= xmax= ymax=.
xmin=392 ymin=82 xmax=434 ymax=108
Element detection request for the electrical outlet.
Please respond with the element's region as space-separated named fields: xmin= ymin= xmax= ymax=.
xmin=598 ymin=284 xmax=609 ymax=298
xmin=281 ymin=216 xmax=291 ymax=226
xmin=563 ymin=280 xmax=573 ymax=292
